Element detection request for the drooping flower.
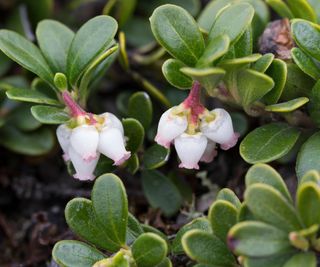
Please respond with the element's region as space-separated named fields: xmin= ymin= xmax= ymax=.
xmin=174 ymin=133 xmax=207 ymax=169
xmin=155 ymin=106 xmax=188 ymax=148
xmin=200 ymin=108 xmax=239 ymax=150
xmin=56 ymin=124 xmax=71 ymax=161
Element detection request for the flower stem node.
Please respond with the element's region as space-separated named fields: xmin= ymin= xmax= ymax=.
xmin=56 ymin=111 xmax=131 ymax=181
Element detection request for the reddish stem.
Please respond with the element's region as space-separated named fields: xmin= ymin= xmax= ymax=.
xmin=62 ymin=91 xmax=86 ymax=117
xmin=183 ymin=81 xmax=205 ymax=124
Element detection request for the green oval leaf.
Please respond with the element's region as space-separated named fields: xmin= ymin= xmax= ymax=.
xmin=144 ymin=144 xmax=170 ymax=170
xmin=287 ymin=0 xmax=317 ymax=22
xmin=265 ymin=97 xmax=309 ymax=113
xmin=128 ymin=91 xmax=153 ymax=129
xmin=132 ymin=233 xmax=168 ymax=267
xmin=266 ymin=0 xmax=294 ymax=19
xmin=0 ymin=30 xmax=54 ymax=85
xmin=216 ymin=188 xmax=241 ymax=209
xmin=209 ymin=2 xmax=254 ymax=45
xmin=182 ymin=230 xmax=236 ymax=266
xmin=209 ymin=200 xmax=238 ymax=242
xmin=297 ymin=182 xmax=320 ymax=227
xmin=65 ymin=198 xmax=121 ymax=252
xmin=291 ymin=19 xmax=320 ymax=61
xmin=92 ymin=173 xmax=128 ymax=247
xmin=67 ymin=16 xmax=118 ymax=85
xmin=36 ymin=19 xmax=74 ymax=73
xmin=291 ymin=47 xmax=320 ymax=80
xmin=150 ymin=4 xmax=205 ymax=66
xmin=162 ymin=59 xmax=192 ymax=89
xmin=296 ymin=132 xmax=320 ymax=180
xmin=283 ymin=252 xmax=316 ymax=267
xmin=141 ymin=170 xmax=182 ymax=216
xmin=122 ymin=118 xmax=144 ymax=153
xmin=6 ymin=87 xmax=60 ymax=105
xmin=52 ymin=240 xmax=105 ymax=267
xmin=245 ymin=184 xmax=302 ymax=232
xmin=245 ymin=163 xmax=291 ymax=201
xmin=172 ymin=218 xmax=212 ymax=255
xmin=228 ymin=221 xmax=292 ymax=257
xmin=251 ymin=53 xmax=274 ymax=73
xmin=240 ymin=123 xmax=300 ymax=164
xmin=31 ymin=105 xmax=69 ymax=124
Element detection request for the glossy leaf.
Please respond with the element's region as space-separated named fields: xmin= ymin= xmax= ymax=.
xmin=65 ymin=198 xmax=120 ymax=252
xmin=245 ymin=184 xmax=302 ymax=232
xmin=141 ymin=170 xmax=182 ymax=216
xmin=291 ymin=47 xmax=320 ymax=80
xmin=181 ymin=67 xmax=225 ymax=93
xmin=240 ymin=123 xmax=300 ymax=164
xmin=265 ymin=97 xmax=309 ymax=113
xmin=182 ymin=230 xmax=236 ymax=266
xmin=126 ymin=153 xmax=139 ymax=175
xmin=209 ymin=2 xmax=254 ymax=45
xmin=126 ymin=213 xmax=144 ymax=244
xmin=228 ymin=221 xmax=292 ymax=257
xmin=245 ymin=163 xmax=291 ymax=201
xmin=209 ymin=200 xmax=238 ymax=242
xmin=144 ymin=144 xmax=170 ymax=170
xmin=218 ymin=54 xmax=261 ymax=71
xmin=244 ymin=253 xmax=293 ymax=267
xmin=52 ymin=240 xmax=105 ymax=267
xmin=283 ymin=252 xmax=316 ymax=267
xmin=6 ymin=88 xmax=60 ymax=105
xmin=251 ymin=53 xmax=274 ymax=73
xmin=291 ymin=19 xmax=320 ymax=61
xmin=266 ymin=0 xmax=294 ymax=19
xmin=132 ymin=233 xmax=168 ymax=267
xmin=263 ymin=59 xmax=287 ymax=104
xmin=297 ymin=182 xmax=320 ymax=227
xmin=91 ymin=174 xmax=128 ymax=247
xmin=0 ymin=30 xmax=54 ymax=85
xmin=162 ymin=59 xmax=192 ymax=89
xmin=287 ymin=0 xmax=317 ymax=22
xmin=31 ymin=105 xmax=69 ymax=124
xmin=36 ymin=20 xmax=74 ymax=73
xmin=300 ymin=170 xmax=320 ymax=184
xmin=172 ymin=218 xmax=212 ymax=255
xmin=0 ymin=126 xmax=54 ymax=156
xmin=128 ymin=92 xmax=153 ymax=129
xmin=122 ymin=118 xmax=144 ymax=153
xmin=296 ymin=132 xmax=320 ymax=179
xmin=216 ymin=188 xmax=241 ymax=209
xmin=196 ymin=35 xmax=230 ymax=67
xmin=67 ymin=16 xmax=118 ymax=85
xmin=150 ymin=4 xmax=205 ymax=66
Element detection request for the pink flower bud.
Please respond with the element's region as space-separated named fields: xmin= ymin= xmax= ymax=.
xmin=70 ymin=125 xmax=99 ymax=161
xmin=98 ymin=127 xmax=131 ymax=166
xmin=155 ymin=107 xmax=188 ymax=148
xmin=56 ymin=124 xmax=71 ymax=161
xmin=200 ymin=108 xmax=239 ymax=150
xmin=174 ymin=133 xmax=207 ymax=169
xmin=68 ymin=146 xmax=99 ymax=181
xmin=200 ymin=141 xmax=217 ymax=163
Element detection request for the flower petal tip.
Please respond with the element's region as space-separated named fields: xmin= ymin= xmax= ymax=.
xmin=62 ymin=153 xmax=70 ymax=162
xmin=179 ymin=163 xmax=199 ymax=170
xmin=221 ymin=132 xmax=240 ymax=150
xmin=155 ymin=135 xmax=171 ymax=148
xmin=73 ymin=173 xmax=95 ymax=181
xmin=113 ymin=152 xmax=131 ymax=166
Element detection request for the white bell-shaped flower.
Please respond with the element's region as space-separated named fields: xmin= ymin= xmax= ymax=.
xmin=200 ymin=108 xmax=239 ymax=150
xmin=56 ymin=124 xmax=72 ymax=161
xmin=70 ymin=125 xmax=99 ymax=161
xmin=174 ymin=133 xmax=207 ymax=169
xmin=98 ymin=127 xmax=131 ymax=165
xmin=68 ymin=146 xmax=99 ymax=181
xmin=200 ymin=141 xmax=217 ymax=163
xmin=155 ymin=107 xmax=188 ymax=148
xmin=100 ymin=112 xmax=124 ymax=134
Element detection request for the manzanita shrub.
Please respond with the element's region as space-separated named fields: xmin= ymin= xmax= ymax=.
xmin=2 ymin=0 xmax=320 ymax=266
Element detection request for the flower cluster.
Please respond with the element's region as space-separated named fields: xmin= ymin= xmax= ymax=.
xmin=155 ymin=82 xmax=239 ymax=169
xmin=56 ymin=92 xmax=130 ymax=181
